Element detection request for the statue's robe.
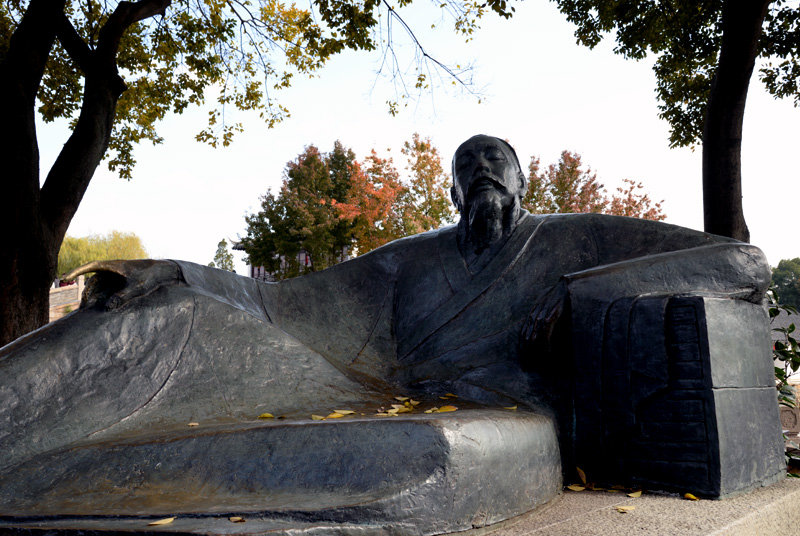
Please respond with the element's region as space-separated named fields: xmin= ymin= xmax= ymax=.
xmin=0 ymin=212 xmax=763 ymax=474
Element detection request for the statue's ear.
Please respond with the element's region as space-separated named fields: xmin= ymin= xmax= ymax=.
xmin=518 ymin=172 xmax=528 ymax=197
xmin=450 ymin=186 xmax=461 ymax=213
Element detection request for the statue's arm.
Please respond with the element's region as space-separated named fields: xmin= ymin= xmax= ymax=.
xmin=522 ymin=242 xmax=770 ymax=353
xmin=67 ymin=259 xmax=271 ymax=323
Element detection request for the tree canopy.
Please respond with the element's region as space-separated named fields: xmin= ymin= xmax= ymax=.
xmin=241 ymin=134 xmax=454 ymax=280
xmin=773 ymin=258 xmax=800 ymax=309
xmin=523 ymin=150 xmax=665 ymax=221
xmin=209 ymin=238 xmax=236 ymax=272
xmin=57 ymin=230 xmax=148 ymax=277
xmin=552 ymin=0 xmax=800 ymax=241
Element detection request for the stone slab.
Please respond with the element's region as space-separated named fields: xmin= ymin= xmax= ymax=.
xmin=0 ymin=410 xmax=561 ymax=536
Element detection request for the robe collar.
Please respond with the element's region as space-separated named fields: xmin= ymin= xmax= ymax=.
xmin=398 ymin=211 xmax=545 ymax=359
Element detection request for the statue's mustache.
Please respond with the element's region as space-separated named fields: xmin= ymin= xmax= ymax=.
xmin=467 ymin=176 xmax=507 ymax=199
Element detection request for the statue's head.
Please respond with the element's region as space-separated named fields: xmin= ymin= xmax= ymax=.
xmin=450 ymin=135 xmax=527 ymax=214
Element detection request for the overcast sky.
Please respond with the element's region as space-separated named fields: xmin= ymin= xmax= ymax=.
xmin=37 ymin=1 xmax=800 ymax=275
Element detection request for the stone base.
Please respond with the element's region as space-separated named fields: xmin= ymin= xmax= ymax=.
xmin=0 ymin=410 xmax=561 ymax=535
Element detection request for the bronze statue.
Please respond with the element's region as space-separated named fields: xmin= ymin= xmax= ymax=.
xmin=0 ymin=136 xmax=784 ymax=535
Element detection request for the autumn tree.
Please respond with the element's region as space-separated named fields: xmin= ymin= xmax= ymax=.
xmin=241 ymin=142 xmax=358 ymax=279
xmin=400 ymin=133 xmax=455 ymax=233
xmin=552 ymin=1 xmax=800 ymax=241
xmin=333 ymin=151 xmax=406 ymax=255
xmin=57 ymin=231 xmax=147 ymax=277
xmin=209 ymin=239 xmax=235 ymax=272
xmin=773 ymin=258 xmax=800 ymax=309
xmin=523 ymin=150 xmax=665 ymax=221
xmin=0 ymin=0 xmax=515 ymax=346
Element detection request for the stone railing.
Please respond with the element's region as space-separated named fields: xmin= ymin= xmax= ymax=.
xmin=49 ymin=276 xmax=84 ymax=322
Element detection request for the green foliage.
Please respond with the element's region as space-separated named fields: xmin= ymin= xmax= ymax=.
xmin=241 ymin=142 xmax=357 ymax=279
xmin=209 ymin=238 xmax=235 ymax=272
xmin=400 ymin=133 xmax=455 ymax=232
xmin=57 ymin=230 xmax=148 ymax=277
xmin=523 ymin=151 xmax=665 ymax=220
xmin=242 ymin=134 xmax=455 ymax=279
xmin=0 ymin=0 xmax=510 ymax=179
xmin=552 ymin=1 xmax=800 ymax=149
xmin=773 ymin=258 xmax=800 ymax=309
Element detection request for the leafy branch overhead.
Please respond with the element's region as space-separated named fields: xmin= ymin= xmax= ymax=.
xmin=0 ymin=0 xmax=515 ymax=179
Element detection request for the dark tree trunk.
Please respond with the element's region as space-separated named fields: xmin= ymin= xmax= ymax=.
xmin=702 ymin=0 xmax=771 ymax=242
xmin=0 ymin=0 xmax=170 ymax=347
xmin=0 ymin=0 xmax=65 ymax=347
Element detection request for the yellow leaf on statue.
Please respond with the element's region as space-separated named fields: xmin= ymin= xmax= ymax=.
xmin=566 ymin=485 xmax=585 ymax=491
xmin=333 ymin=410 xmax=355 ymax=415
xmin=683 ymin=493 xmax=700 ymax=501
xmin=311 ymin=415 xmax=325 ymax=420
xmin=627 ymin=491 xmax=642 ymax=498
xmin=257 ymin=413 xmax=274 ymax=419
xmin=503 ymin=405 xmax=517 ymax=410
xmin=147 ymin=517 xmax=176 ymax=526
xmin=327 ymin=413 xmax=344 ymax=419
xmin=229 ymin=516 xmax=245 ymax=523
xmin=438 ymin=405 xmax=457 ymax=412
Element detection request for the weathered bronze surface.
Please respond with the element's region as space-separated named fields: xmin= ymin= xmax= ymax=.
xmin=0 ymin=136 xmax=784 ymax=534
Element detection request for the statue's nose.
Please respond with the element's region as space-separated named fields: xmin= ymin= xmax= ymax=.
xmin=473 ymin=157 xmax=491 ymax=176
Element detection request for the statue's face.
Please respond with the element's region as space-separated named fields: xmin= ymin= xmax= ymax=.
xmin=451 ymin=136 xmax=525 ymax=213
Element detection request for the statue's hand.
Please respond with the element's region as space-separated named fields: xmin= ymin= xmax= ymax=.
xmin=519 ymin=279 xmax=569 ymax=370
xmin=64 ymin=259 xmax=183 ymax=311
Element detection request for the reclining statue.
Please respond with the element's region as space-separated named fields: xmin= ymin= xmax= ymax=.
xmin=0 ymin=135 xmax=784 ymax=535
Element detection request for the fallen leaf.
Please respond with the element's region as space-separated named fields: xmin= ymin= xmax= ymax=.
xmin=311 ymin=415 xmax=325 ymax=420
xmin=148 ymin=517 xmax=176 ymax=526
xmin=444 ymin=393 xmax=458 ymax=398
xmin=616 ymin=506 xmax=635 ymax=513
xmin=606 ymin=489 xmax=621 ymax=493
xmin=395 ymin=396 xmax=409 ymax=401
xmin=683 ymin=493 xmax=700 ymax=501
xmin=390 ymin=404 xmax=405 ymax=409
xmin=229 ymin=516 xmax=245 ymax=523
xmin=566 ymin=485 xmax=585 ymax=491
xmin=503 ymin=405 xmax=517 ymax=410
xmin=576 ymin=467 xmax=587 ymax=485
xmin=187 ymin=422 xmax=199 ymax=427
xmin=438 ymin=405 xmax=457 ymax=412
xmin=387 ymin=408 xmax=399 ymax=415
xmin=424 ymin=408 xmax=436 ymax=414
xmin=611 ymin=484 xmax=626 ymax=490
xmin=409 ymin=399 xmax=421 ymax=406
xmin=375 ymin=413 xmax=390 ymax=416
xmin=334 ymin=409 xmax=355 ymax=415
xmin=327 ymin=412 xmax=344 ymax=419
xmin=257 ymin=413 xmax=274 ymax=419
xmin=397 ymin=407 xmax=412 ymax=413
xmin=627 ymin=490 xmax=642 ymax=498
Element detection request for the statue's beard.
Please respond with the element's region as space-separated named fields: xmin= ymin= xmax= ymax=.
xmin=461 ymin=189 xmax=519 ymax=255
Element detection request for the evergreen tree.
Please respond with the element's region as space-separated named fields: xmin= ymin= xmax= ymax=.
xmin=209 ymin=239 xmax=235 ymax=272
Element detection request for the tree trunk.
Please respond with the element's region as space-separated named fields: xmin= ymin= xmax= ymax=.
xmin=0 ymin=0 xmax=168 ymax=347
xmin=701 ymin=0 xmax=771 ymax=242
xmin=0 ymin=0 xmax=65 ymax=347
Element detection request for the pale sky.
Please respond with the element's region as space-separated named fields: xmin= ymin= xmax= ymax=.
xmin=37 ymin=1 xmax=800 ymax=276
